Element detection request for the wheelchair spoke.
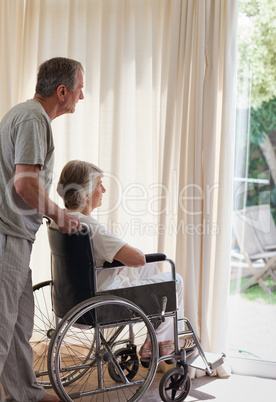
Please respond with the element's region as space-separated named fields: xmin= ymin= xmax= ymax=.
xmin=31 ymin=280 xmax=54 ymax=388
xmin=48 ymin=295 xmax=158 ymax=401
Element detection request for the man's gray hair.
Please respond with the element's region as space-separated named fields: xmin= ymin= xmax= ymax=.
xmin=35 ymin=57 xmax=84 ymax=97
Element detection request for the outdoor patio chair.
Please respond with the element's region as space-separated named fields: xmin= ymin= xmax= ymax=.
xmin=232 ymin=206 xmax=276 ymax=293
xmin=246 ymin=204 xmax=276 ymax=254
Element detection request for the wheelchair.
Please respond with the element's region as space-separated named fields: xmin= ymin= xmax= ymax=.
xmin=31 ymin=217 xmax=225 ymax=401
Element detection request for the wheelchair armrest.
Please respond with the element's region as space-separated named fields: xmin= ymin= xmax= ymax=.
xmin=103 ymin=260 xmax=125 ymax=268
xmin=145 ymin=253 xmax=166 ymax=263
xmin=103 ymin=253 xmax=167 ymax=268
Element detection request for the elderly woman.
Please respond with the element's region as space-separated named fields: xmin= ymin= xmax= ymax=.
xmin=57 ymin=160 xmax=194 ymax=358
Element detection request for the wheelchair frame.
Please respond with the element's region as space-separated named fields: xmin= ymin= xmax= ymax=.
xmin=31 ymin=218 xmax=225 ymax=401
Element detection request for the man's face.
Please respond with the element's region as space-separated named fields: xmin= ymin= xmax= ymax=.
xmin=64 ymin=70 xmax=84 ymax=113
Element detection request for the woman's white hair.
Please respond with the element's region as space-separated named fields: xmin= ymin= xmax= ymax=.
xmin=57 ymin=160 xmax=103 ymax=209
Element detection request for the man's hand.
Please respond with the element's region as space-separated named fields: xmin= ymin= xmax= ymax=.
xmin=14 ymin=164 xmax=82 ymax=234
xmin=57 ymin=211 xmax=82 ymax=234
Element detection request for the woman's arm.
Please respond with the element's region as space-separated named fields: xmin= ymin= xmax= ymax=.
xmin=114 ymin=244 xmax=146 ymax=267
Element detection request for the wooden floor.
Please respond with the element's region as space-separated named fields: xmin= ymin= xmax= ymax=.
xmin=45 ymin=367 xmax=276 ymax=402
xmin=2 ymin=372 xmax=275 ymax=402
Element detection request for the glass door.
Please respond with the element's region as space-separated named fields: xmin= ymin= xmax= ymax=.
xmin=227 ymin=0 xmax=276 ymax=377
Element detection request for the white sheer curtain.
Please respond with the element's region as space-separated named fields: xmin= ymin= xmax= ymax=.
xmin=0 ymin=0 xmax=238 ymax=376
xmin=154 ymin=0 xmax=238 ymax=376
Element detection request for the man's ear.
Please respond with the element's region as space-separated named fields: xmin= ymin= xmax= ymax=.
xmin=57 ymin=85 xmax=66 ymax=100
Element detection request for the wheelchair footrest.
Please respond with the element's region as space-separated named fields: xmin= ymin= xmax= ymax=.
xmin=187 ymin=352 xmax=225 ymax=372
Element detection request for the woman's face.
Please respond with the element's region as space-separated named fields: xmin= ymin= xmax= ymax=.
xmin=91 ymin=176 xmax=106 ymax=210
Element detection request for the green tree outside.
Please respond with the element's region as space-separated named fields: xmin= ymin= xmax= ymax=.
xmin=237 ymin=0 xmax=276 ymax=219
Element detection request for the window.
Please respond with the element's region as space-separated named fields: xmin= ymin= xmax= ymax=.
xmin=228 ymin=0 xmax=276 ymax=377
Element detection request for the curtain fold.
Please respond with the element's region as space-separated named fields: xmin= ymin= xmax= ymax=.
xmin=0 ymin=0 xmax=238 ymax=378
xmin=0 ymin=0 xmax=25 ymax=110
xmin=156 ymin=0 xmax=238 ymax=376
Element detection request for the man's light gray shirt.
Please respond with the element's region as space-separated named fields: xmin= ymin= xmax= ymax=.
xmin=0 ymin=99 xmax=54 ymax=242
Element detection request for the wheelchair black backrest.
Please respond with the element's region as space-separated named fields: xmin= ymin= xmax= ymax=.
xmin=47 ymin=221 xmax=95 ymax=319
xmin=46 ymin=218 xmax=177 ymax=321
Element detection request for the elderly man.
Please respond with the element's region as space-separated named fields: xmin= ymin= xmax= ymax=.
xmin=0 ymin=57 xmax=84 ymax=402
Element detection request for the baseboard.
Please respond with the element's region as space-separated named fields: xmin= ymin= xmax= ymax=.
xmin=230 ymin=356 xmax=276 ymax=379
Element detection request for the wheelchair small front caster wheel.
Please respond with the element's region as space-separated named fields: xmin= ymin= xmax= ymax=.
xmin=108 ymin=347 xmax=139 ymax=382
xmin=159 ymin=367 xmax=191 ymax=401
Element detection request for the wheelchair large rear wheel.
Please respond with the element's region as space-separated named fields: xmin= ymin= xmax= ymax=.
xmin=31 ymin=280 xmax=55 ymax=388
xmin=48 ymin=295 xmax=158 ymax=401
